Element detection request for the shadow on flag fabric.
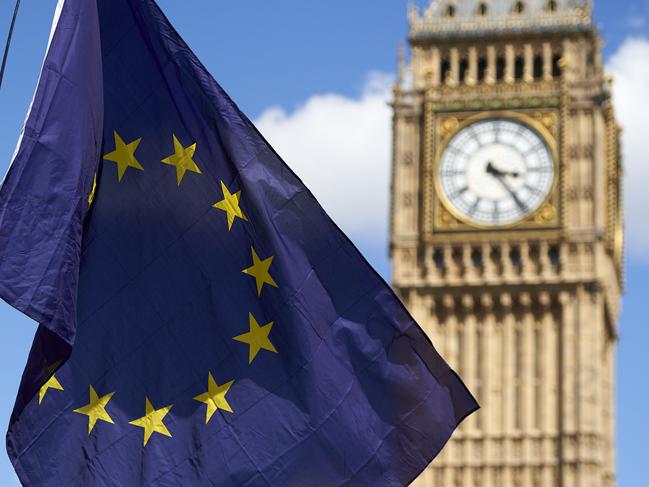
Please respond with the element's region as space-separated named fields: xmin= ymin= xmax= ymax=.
xmin=0 ymin=0 xmax=478 ymax=485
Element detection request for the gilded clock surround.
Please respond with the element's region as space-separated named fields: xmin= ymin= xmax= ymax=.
xmin=431 ymin=110 xmax=561 ymax=231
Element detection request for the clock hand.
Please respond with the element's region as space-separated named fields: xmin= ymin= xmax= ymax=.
xmin=510 ymin=190 xmax=528 ymax=213
xmin=485 ymin=161 xmax=502 ymax=177
xmin=502 ymin=168 xmax=521 ymax=178
xmin=486 ymin=161 xmax=520 ymax=178
xmin=490 ymin=168 xmax=528 ymax=212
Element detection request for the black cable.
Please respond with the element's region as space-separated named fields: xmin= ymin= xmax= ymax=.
xmin=0 ymin=0 xmax=21 ymax=90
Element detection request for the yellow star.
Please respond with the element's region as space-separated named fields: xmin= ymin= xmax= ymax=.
xmin=129 ymin=397 xmax=173 ymax=446
xmin=242 ymin=246 xmax=278 ymax=296
xmin=73 ymin=385 xmax=115 ymax=434
xmin=233 ymin=313 xmax=278 ymax=364
xmin=212 ymin=180 xmax=248 ymax=230
xmin=88 ymin=174 xmax=97 ymax=208
xmin=103 ymin=131 xmax=144 ymax=182
xmin=193 ymin=373 xmax=234 ymax=424
xmin=39 ymin=374 xmax=63 ymax=405
xmin=161 ymin=134 xmax=202 ymax=185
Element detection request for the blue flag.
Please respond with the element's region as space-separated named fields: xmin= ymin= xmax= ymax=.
xmin=0 ymin=1 xmax=477 ymax=485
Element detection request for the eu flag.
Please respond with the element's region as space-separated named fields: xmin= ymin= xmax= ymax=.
xmin=0 ymin=1 xmax=477 ymax=485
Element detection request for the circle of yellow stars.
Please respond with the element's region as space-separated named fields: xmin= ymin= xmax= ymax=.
xmin=37 ymin=130 xmax=283 ymax=447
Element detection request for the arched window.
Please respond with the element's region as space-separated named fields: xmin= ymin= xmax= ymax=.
xmin=514 ymin=55 xmax=525 ymax=80
xmin=533 ymin=54 xmax=543 ymax=79
xmin=496 ymin=56 xmax=506 ymax=81
xmin=459 ymin=58 xmax=469 ymax=84
xmin=552 ymin=54 xmax=562 ymax=77
xmin=445 ymin=4 xmax=457 ymax=17
xmin=513 ymin=1 xmax=526 ymax=14
xmin=477 ymin=2 xmax=489 ymax=16
xmin=477 ymin=57 xmax=488 ymax=82
xmin=546 ymin=0 xmax=558 ymax=12
xmin=441 ymin=58 xmax=452 ymax=84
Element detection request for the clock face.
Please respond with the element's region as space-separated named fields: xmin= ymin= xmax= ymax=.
xmin=438 ymin=119 xmax=555 ymax=226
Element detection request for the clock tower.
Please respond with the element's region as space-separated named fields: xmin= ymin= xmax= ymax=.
xmin=390 ymin=1 xmax=622 ymax=486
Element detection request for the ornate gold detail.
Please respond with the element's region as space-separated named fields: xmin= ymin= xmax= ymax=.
xmin=422 ymin=96 xmax=436 ymax=236
xmin=436 ymin=80 xmax=561 ymax=98
xmin=429 ymin=93 xmax=562 ymax=113
xmin=428 ymin=110 xmax=561 ymax=233
xmin=533 ymin=203 xmax=557 ymax=224
xmin=533 ymin=111 xmax=558 ymax=134
xmin=439 ymin=206 xmax=461 ymax=226
xmin=439 ymin=117 xmax=459 ymax=140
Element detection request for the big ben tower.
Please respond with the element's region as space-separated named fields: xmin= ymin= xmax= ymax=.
xmin=390 ymin=1 xmax=622 ymax=486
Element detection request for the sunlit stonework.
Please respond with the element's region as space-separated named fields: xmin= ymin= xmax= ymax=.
xmin=390 ymin=0 xmax=621 ymax=485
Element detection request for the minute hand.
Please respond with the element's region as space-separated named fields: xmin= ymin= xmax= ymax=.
xmin=492 ymin=173 xmax=528 ymax=212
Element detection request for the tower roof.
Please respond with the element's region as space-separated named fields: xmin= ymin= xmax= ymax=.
xmin=409 ymin=0 xmax=593 ymax=41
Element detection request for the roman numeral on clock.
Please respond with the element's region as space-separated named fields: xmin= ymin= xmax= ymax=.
xmin=528 ymin=165 xmax=552 ymax=173
xmin=468 ymin=198 xmax=481 ymax=216
xmin=524 ymin=184 xmax=545 ymax=196
xmin=449 ymin=186 xmax=469 ymax=200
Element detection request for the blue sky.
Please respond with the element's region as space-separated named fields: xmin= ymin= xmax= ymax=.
xmin=0 ymin=1 xmax=647 ymax=485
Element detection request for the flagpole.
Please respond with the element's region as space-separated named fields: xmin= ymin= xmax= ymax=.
xmin=0 ymin=0 xmax=21 ymax=90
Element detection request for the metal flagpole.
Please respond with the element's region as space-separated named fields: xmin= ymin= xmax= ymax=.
xmin=0 ymin=0 xmax=21 ymax=90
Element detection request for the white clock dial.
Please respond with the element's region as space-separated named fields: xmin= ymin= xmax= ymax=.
xmin=438 ymin=119 xmax=555 ymax=226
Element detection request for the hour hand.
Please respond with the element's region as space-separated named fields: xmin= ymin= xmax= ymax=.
xmin=486 ymin=161 xmax=520 ymax=178
xmin=486 ymin=162 xmax=502 ymax=177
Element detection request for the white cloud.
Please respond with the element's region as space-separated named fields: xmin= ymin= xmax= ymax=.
xmin=608 ymin=38 xmax=649 ymax=261
xmin=254 ymin=72 xmax=393 ymax=244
